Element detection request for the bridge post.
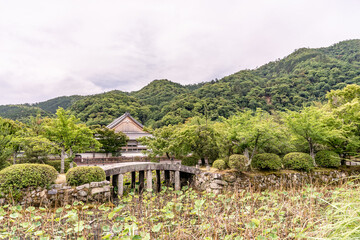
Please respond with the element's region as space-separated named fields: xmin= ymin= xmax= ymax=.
xmin=164 ymin=170 xmax=170 ymax=187
xmin=112 ymin=174 xmax=118 ymax=196
xmin=147 ymin=170 xmax=152 ymax=191
xmin=156 ymin=170 xmax=161 ymax=192
xmin=118 ymin=174 xmax=124 ymax=197
xmin=139 ymin=171 xmax=145 ymax=193
xmin=131 ymin=172 xmax=136 ymax=189
xmin=175 ymin=171 xmax=180 ymax=191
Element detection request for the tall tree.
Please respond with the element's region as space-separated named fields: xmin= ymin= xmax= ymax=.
xmin=139 ymin=125 xmax=180 ymax=159
xmin=174 ymin=117 xmax=219 ymax=165
xmin=284 ymin=106 xmax=334 ymax=165
xmin=94 ymin=127 xmax=128 ymax=157
xmin=220 ymin=109 xmax=287 ymax=167
xmin=45 ymin=108 xmax=100 ymax=173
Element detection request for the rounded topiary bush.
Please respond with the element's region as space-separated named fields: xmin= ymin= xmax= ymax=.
xmin=0 ymin=164 xmax=58 ymax=194
xmin=315 ymin=151 xmax=341 ymax=168
xmin=283 ymin=152 xmax=314 ymax=171
xmin=181 ymin=156 xmax=199 ymax=166
xmin=46 ymin=160 xmax=77 ymax=173
xmin=228 ymin=154 xmax=248 ymax=171
xmin=66 ymin=166 xmax=106 ymax=186
xmin=212 ymin=159 xmax=226 ymax=170
xmin=251 ymin=153 xmax=282 ymax=170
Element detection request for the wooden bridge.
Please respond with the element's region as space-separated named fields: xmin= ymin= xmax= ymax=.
xmin=100 ymin=162 xmax=202 ymax=196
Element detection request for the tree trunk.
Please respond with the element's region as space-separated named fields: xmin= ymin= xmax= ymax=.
xmin=244 ymin=148 xmax=251 ymax=166
xmin=13 ymin=152 xmax=17 ymax=165
xmin=60 ymin=147 xmax=65 ymax=174
xmin=309 ymin=140 xmax=317 ymax=167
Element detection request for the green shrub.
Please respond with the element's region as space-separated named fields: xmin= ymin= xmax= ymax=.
xmin=315 ymin=151 xmax=341 ymax=168
xmin=46 ymin=160 xmax=77 ymax=173
xmin=0 ymin=164 xmax=58 ymax=195
xmin=228 ymin=154 xmax=248 ymax=171
xmin=181 ymin=156 xmax=199 ymax=166
xmin=283 ymin=152 xmax=314 ymax=171
xmin=251 ymin=153 xmax=282 ymax=170
xmin=66 ymin=166 xmax=106 ymax=186
xmin=212 ymin=159 xmax=226 ymax=170
xmin=0 ymin=161 xmax=11 ymax=171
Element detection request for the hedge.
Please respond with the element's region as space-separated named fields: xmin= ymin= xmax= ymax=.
xmin=181 ymin=156 xmax=199 ymax=166
xmin=66 ymin=166 xmax=106 ymax=186
xmin=0 ymin=164 xmax=58 ymax=196
xmin=46 ymin=160 xmax=77 ymax=173
xmin=315 ymin=151 xmax=341 ymax=168
xmin=251 ymin=153 xmax=282 ymax=170
xmin=212 ymin=159 xmax=226 ymax=170
xmin=283 ymin=152 xmax=314 ymax=171
xmin=228 ymin=154 xmax=248 ymax=171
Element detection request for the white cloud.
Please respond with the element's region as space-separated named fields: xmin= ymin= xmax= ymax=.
xmin=0 ymin=0 xmax=359 ymax=104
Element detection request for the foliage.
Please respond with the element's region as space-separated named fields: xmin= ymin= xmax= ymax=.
xmin=94 ymin=127 xmax=128 ymax=156
xmin=0 ymin=164 xmax=58 ymax=195
xmin=46 ymin=160 xmax=77 ymax=173
xmin=70 ymin=90 xmax=150 ymax=126
xmin=1 ymin=183 xmax=359 ymax=238
xmin=228 ymin=154 xmax=248 ymax=171
xmin=219 ymin=109 xmax=287 ymax=164
xmin=212 ymin=159 xmax=226 ymax=170
xmin=283 ymin=152 xmax=314 ymax=171
xmin=45 ymin=108 xmax=100 ymax=173
xmin=33 ymin=95 xmax=83 ymax=114
xmin=139 ymin=125 xmax=180 ymax=159
xmin=315 ymin=150 xmax=341 ymax=168
xmin=66 ymin=166 xmax=106 ymax=186
xmin=0 ymin=118 xmax=14 ymax=169
xmin=175 ymin=117 xmax=220 ymax=165
xmin=284 ymin=105 xmax=338 ymax=165
xmin=251 ymin=153 xmax=282 ymax=170
xmin=181 ymin=156 xmax=199 ymax=166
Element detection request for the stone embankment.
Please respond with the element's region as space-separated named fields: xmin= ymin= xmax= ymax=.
xmin=0 ymin=181 xmax=111 ymax=206
xmin=194 ymin=167 xmax=360 ymax=193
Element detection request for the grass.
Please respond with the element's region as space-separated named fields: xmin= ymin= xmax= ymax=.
xmin=1 ymin=181 xmax=360 ymax=239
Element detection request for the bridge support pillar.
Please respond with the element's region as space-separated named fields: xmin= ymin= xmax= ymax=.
xmin=139 ymin=171 xmax=145 ymax=193
xmin=118 ymin=174 xmax=124 ymax=197
xmin=147 ymin=170 xmax=152 ymax=191
xmin=156 ymin=170 xmax=161 ymax=192
xmin=164 ymin=170 xmax=170 ymax=187
xmin=112 ymin=174 xmax=118 ymax=196
xmin=131 ymin=172 xmax=136 ymax=189
xmin=175 ymin=171 xmax=180 ymax=191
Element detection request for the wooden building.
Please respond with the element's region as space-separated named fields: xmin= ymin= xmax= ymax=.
xmin=106 ymin=112 xmax=152 ymax=156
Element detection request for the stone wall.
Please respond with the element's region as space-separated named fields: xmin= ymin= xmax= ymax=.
xmin=194 ymin=167 xmax=360 ymax=193
xmin=0 ymin=181 xmax=112 ymax=206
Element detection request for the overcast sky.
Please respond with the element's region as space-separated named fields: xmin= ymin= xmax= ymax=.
xmin=0 ymin=0 xmax=359 ymax=105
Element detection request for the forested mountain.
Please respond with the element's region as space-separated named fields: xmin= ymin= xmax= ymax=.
xmin=1 ymin=39 xmax=359 ymax=127
xmin=33 ymin=95 xmax=83 ymax=113
xmin=0 ymin=105 xmax=52 ymax=122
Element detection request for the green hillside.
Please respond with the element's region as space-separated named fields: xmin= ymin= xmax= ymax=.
xmin=0 ymin=104 xmax=52 ymax=122
xmin=33 ymin=95 xmax=84 ymax=113
xmin=1 ymin=39 xmax=359 ymax=127
xmin=69 ymin=90 xmax=151 ymax=126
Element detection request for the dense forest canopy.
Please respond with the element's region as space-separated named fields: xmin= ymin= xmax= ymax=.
xmin=0 ymin=39 xmax=359 ymax=127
